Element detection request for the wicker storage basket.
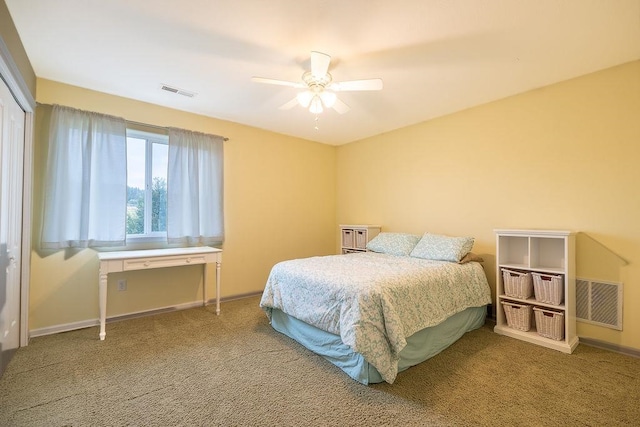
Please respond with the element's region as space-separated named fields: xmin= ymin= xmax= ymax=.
xmin=533 ymin=307 xmax=565 ymax=340
xmin=532 ymin=272 xmax=564 ymax=305
xmin=501 ymin=301 xmax=533 ymax=331
xmin=502 ymin=269 xmax=533 ymax=299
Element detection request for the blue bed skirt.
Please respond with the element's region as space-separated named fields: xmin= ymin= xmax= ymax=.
xmin=270 ymin=306 xmax=487 ymax=384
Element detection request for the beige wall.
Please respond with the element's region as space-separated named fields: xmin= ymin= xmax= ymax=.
xmin=337 ymin=61 xmax=640 ymax=350
xmin=30 ymin=78 xmax=336 ymax=331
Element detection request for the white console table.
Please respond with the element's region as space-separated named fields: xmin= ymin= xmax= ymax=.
xmin=97 ymin=247 xmax=222 ymax=340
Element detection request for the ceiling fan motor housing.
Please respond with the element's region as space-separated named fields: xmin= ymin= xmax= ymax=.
xmin=302 ymin=71 xmax=332 ymax=92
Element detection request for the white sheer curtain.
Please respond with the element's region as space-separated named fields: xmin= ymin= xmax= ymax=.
xmin=40 ymin=105 xmax=127 ymax=249
xmin=167 ymin=128 xmax=224 ymax=245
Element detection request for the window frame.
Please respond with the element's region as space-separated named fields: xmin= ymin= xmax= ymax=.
xmin=125 ymin=128 xmax=169 ymax=244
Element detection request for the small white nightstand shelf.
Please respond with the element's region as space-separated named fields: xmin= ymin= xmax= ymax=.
xmin=339 ymin=225 xmax=381 ymax=254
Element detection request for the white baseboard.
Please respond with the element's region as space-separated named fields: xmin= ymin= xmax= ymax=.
xmin=29 ymin=300 xmax=205 ymax=339
xmin=29 ymin=318 xmax=100 ymax=338
xmin=211 ymin=290 xmax=262 ymax=303
xmin=579 ymin=337 xmax=640 ymax=359
xmin=29 ymin=292 xmax=264 ymax=339
xmin=28 ymin=291 xmax=269 ymax=340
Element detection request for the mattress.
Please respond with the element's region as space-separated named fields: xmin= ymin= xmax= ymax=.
xmin=270 ymin=305 xmax=487 ymax=384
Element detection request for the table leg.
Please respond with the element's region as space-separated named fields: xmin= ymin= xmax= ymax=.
xmin=216 ymin=261 xmax=221 ymax=315
xmin=203 ymin=263 xmax=209 ymax=306
xmin=99 ymin=268 xmax=107 ymax=340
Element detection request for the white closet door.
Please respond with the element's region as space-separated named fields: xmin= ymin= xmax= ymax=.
xmin=0 ymin=78 xmax=25 ymax=375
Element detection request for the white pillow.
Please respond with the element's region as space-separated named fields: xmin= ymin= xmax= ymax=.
xmin=410 ymin=233 xmax=475 ymax=262
xmin=366 ymin=232 xmax=421 ymax=256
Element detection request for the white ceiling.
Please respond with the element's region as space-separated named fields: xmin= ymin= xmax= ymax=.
xmin=6 ymin=0 xmax=640 ymax=145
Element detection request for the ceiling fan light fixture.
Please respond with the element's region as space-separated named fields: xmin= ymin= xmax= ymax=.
xmin=309 ymin=96 xmax=324 ymax=114
xmin=319 ymin=91 xmax=337 ymax=108
xmin=296 ymin=90 xmax=314 ymax=108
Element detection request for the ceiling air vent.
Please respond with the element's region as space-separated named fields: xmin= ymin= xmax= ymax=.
xmin=160 ymin=84 xmax=197 ymax=98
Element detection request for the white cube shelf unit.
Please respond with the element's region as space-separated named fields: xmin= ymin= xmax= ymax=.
xmin=340 ymin=225 xmax=381 ymax=254
xmin=494 ymin=229 xmax=578 ymax=353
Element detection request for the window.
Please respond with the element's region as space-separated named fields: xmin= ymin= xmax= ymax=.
xmin=126 ymin=129 xmax=169 ymax=242
xmin=41 ymin=105 xmax=225 ymax=249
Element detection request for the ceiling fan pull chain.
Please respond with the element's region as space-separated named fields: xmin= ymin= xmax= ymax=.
xmin=314 ymin=115 xmax=320 ymax=130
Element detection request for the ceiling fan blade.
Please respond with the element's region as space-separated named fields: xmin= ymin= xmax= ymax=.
xmin=331 ymin=97 xmax=350 ymax=114
xmin=310 ymin=51 xmax=331 ymax=79
xmin=330 ymin=78 xmax=383 ymax=91
xmin=251 ymin=76 xmax=303 ymax=88
xmin=279 ymin=97 xmax=299 ymax=110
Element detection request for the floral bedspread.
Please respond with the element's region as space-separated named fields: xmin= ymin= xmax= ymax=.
xmin=259 ymin=252 xmax=492 ymax=383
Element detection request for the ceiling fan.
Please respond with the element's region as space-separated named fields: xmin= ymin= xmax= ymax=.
xmin=251 ymin=51 xmax=383 ymax=114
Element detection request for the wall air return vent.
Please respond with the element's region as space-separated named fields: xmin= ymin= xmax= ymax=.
xmin=576 ymin=278 xmax=623 ymax=330
xmin=160 ymin=84 xmax=197 ymax=98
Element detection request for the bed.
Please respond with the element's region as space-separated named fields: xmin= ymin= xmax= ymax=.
xmin=259 ymin=233 xmax=492 ymax=384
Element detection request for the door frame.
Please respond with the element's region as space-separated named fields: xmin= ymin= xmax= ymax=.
xmin=0 ymin=37 xmax=35 ymax=347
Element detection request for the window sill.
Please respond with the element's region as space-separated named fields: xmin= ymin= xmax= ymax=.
xmin=123 ymin=234 xmax=168 ymax=250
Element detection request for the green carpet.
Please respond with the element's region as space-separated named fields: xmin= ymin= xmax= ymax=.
xmin=1 ymin=296 xmax=638 ymax=426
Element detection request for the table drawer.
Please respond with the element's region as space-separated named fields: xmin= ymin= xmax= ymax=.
xmin=123 ymin=254 xmax=210 ymax=271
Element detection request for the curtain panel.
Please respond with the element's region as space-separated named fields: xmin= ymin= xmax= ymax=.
xmin=40 ymin=105 xmax=127 ymax=248
xmin=167 ymin=128 xmax=224 ymax=245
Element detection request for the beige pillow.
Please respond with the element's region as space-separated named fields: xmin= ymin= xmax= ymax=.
xmin=458 ymin=252 xmax=484 ymax=264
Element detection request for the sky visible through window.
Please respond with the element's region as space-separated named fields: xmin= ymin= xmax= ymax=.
xmin=126 ymin=137 xmax=168 ymax=190
xmin=152 ymin=142 xmax=168 ymax=182
xmin=127 ymin=137 xmax=146 ymax=189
